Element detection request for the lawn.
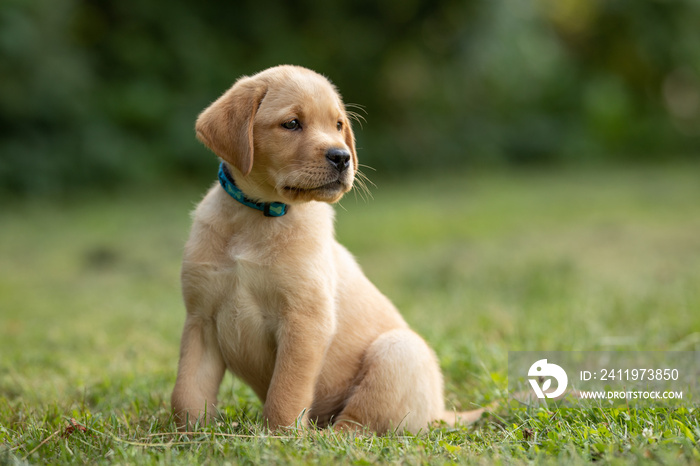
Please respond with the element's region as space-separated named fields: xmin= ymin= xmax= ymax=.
xmin=1 ymin=164 xmax=699 ymax=464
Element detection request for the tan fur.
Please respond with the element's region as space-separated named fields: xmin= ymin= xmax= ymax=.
xmin=171 ymin=65 xmax=483 ymax=434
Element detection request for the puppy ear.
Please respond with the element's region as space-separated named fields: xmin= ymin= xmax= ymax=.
xmin=342 ymin=115 xmax=358 ymax=172
xmin=195 ymin=77 xmax=267 ymax=176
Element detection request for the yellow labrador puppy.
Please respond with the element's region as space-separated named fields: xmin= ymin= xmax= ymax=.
xmin=171 ymin=65 xmax=483 ymax=434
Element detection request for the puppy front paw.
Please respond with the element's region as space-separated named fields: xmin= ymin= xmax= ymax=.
xmin=263 ymin=407 xmax=309 ymax=433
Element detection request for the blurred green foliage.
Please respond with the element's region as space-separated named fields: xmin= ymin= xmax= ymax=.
xmin=1 ymin=0 xmax=699 ymax=195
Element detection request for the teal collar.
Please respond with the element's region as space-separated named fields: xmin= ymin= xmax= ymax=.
xmin=218 ymin=162 xmax=288 ymax=217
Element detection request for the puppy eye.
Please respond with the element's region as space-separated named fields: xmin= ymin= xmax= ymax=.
xmin=282 ymin=119 xmax=301 ymax=130
xmin=337 ymin=121 xmax=343 ymax=131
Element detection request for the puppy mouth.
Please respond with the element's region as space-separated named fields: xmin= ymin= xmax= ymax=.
xmin=283 ymin=180 xmax=345 ymax=195
xmin=281 ymin=178 xmax=353 ymax=203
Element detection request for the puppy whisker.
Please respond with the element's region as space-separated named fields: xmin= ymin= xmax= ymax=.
xmin=346 ymin=104 xmax=367 ymax=129
xmin=335 ymin=200 xmax=348 ymax=212
xmin=352 ymin=169 xmax=375 ymax=202
xmin=346 ymin=103 xmax=367 ymax=114
xmin=346 ymin=112 xmax=366 ymax=129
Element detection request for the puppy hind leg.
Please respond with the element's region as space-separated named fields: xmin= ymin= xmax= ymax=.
xmin=334 ymin=329 xmax=445 ymax=435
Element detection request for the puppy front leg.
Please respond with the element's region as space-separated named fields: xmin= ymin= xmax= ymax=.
xmin=263 ymin=316 xmax=332 ymax=430
xmin=171 ymin=316 xmax=226 ymax=430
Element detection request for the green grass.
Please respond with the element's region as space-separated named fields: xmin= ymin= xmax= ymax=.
xmin=1 ymin=164 xmax=699 ymax=464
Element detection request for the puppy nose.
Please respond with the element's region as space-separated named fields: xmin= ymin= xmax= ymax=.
xmin=326 ymin=148 xmax=351 ymax=172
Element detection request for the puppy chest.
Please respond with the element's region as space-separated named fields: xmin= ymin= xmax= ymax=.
xmin=215 ymin=294 xmax=277 ymax=390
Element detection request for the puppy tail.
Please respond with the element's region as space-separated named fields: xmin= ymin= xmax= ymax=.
xmin=438 ymin=397 xmax=505 ymax=426
xmin=438 ymin=408 xmax=486 ymax=426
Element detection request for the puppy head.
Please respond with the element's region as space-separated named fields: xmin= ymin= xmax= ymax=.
xmin=196 ymin=65 xmax=357 ymax=205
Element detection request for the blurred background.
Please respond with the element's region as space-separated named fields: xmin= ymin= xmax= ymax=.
xmin=1 ymin=0 xmax=699 ymax=197
xmin=2 ymin=4 xmax=700 ymax=456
